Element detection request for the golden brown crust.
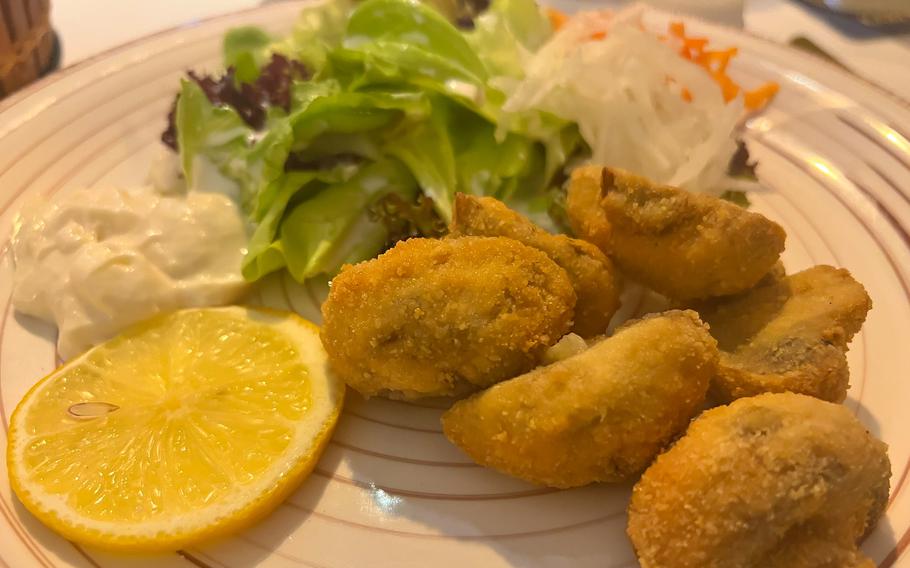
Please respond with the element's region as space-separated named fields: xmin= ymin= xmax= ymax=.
xmin=320 ymin=236 xmax=576 ymax=399
xmin=567 ymin=166 xmax=786 ymax=301
xmin=567 ymin=166 xmax=613 ymax=253
xmin=449 ymin=193 xmax=621 ymax=337
xmin=441 ymin=310 xmax=717 ymax=488
xmin=695 ymin=265 xmax=872 ymax=403
xmin=627 ymin=392 xmax=891 ymax=568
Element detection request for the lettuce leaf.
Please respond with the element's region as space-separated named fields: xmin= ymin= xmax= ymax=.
xmin=467 ymin=0 xmax=552 ymax=78
xmin=222 ymin=0 xmax=352 ymax=76
xmin=278 ymin=159 xmax=418 ymax=280
xmin=449 ymin=104 xmax=536 ymax=199
xmin=223 ymin=26 xmax=272 ymax=82
xmin=271 ymin=0 xmax=352 ymax=71
xmin=346 ymin=0 xmax=488 ymax=80
xmin=289 ymin=89 xmax=430 ymax=144
xmin=242 ymin=172 xmax=328 ymax=281
xmin=381 ymin=97 xmax=456 ymax=219
xmin=175 ymin=79 xmax=252 ymax=191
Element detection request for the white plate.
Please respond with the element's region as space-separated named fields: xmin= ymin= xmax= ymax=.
xmin=0 ymin=3 xmax=909 ymax=567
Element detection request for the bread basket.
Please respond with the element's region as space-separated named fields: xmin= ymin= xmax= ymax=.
xmin=0 ymin=0 xmax=55 ymax=97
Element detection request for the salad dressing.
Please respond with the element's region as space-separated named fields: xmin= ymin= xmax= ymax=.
xmin=11 ymin=186 xmax=249 ymax=359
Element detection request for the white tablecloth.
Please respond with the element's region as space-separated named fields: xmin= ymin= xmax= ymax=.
xmin=51 ymin=0 xmax=910 ymax=99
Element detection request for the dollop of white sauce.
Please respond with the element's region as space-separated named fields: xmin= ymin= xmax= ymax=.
xmin=11 ymin=186 xmax=250 ymax=359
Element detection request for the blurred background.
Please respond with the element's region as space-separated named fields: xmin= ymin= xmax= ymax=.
xmin=1 ymin=0 xmax=909 ymax=98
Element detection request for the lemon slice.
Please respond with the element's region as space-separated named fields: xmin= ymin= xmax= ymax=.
xmin=7 ymin=306 xmax=344 ymax=551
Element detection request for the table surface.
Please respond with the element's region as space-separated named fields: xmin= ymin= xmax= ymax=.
xmin=49 ymin=0 xmax=910 ymax=99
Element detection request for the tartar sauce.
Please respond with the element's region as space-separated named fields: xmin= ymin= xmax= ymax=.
xmin=11 ymin=186 xmax=250 ymax=359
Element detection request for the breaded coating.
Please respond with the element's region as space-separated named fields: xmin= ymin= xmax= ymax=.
xmin=449 ymin=193 xmax=621 ymax=337
xmin=321 ymin=237 xmax=576 ymax=399
xmin=567 ymin=166 xmax=612 ymax=253
xmin=628 ymin=392 xmax=891 ymax=568
xmin=441 ymin=310 xmax=717 ymax=488
xmin=764 ymin=521 xmax=877 ymax=568
xmin=696 ymin=265 xmax=872 ymax=403
xmin=567 ymin=166 xmax=786 ymax=300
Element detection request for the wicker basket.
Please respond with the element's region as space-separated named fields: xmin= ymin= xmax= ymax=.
xmin=0 ymin=0 xmax=54 ymax=97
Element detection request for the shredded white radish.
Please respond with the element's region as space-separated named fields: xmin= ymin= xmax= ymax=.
xmin=500 ymin=6 xmax=743 ymax=193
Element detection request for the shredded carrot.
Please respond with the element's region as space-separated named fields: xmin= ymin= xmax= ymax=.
xmin=548 ymin=8 xmax=606 ymax=41
xmin=712 ymin=71 xmax=741 ymax=103
xmin=547 ymin=8 xmax=568 ymax=31
xmin=744 ymin=82 xmax=780 ymax=111
xmin=666 ymin=20 xmax=778 ymax=110
xmin=696 ymin=47 xmax=737 ymax=73
xmin=549 ymin=13 xmax=778 ymax=110
xmin=669 ymin=21 xmax=686 ymax=38
xmin=679 ymin=38 xmax=709 ymax=59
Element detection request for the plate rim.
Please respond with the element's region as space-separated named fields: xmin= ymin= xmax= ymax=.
xmin=0 ymin=2 xmax=908 ymax=567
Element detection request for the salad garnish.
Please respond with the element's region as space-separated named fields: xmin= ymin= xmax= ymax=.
xmin=160 ymin=0 xmax=777 ymax=288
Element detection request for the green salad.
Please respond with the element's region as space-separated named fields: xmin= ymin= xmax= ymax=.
xmin=164 ymin=0 xmax=579 ymax=284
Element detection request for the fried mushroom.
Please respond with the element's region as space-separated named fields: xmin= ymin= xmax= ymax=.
xmin=695 ymin=265 xmax=871 ymax=403
xmin=628 ymin=392 xmax=890 ymax=568
xmin=441 ymin=310 xmax=717 ymax=488
xmin=321 ymin=236 xmax=576 ymax=399
xmin=449 ymin=193 xmax=621 ymax=337
xmin=567 ymin=166 xmax=786 ymax=301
